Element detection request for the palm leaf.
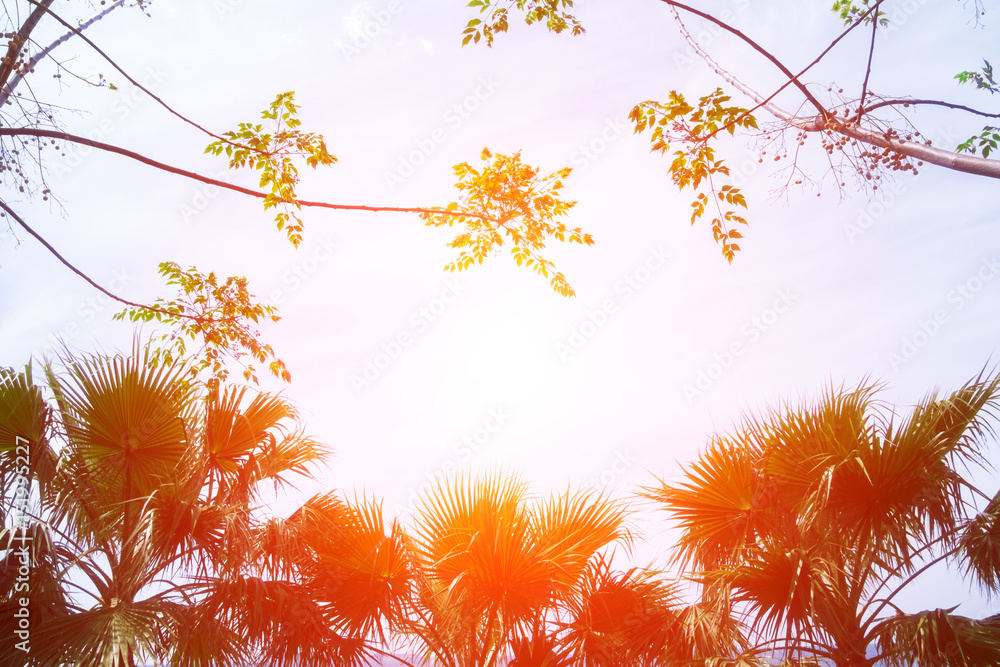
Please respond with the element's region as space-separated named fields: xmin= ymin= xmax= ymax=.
xmin=202 ymin=574 xmax=372 ymax=667
xmin=960 ymin=488 xmax=1000 ymax=593
xmin=167 ymin=603 xmax=248 ymax=667
xmin=0 ymin=364 xmax=57 ymax=488
xmin=874 ymin=608 xmax=1000 ymax=667
xmin=50 ymin=345 xmax=197 ymax=509
xmin=288 ymin=493 xmax=412 ymax=639
xmin=406 ymin=472 xmax=630 ymax=667
xmin=203 ymin=387 xmax=326 ymax=503
xmin=559 ymin=556 xmax=679 ymax=665
xmin=24 ymin=597 xmax=182 ymax=667
xmin=532 ymin=489 xmax=630 ymax=595
xmin=642 ymin=436 xmax=768 ymax=572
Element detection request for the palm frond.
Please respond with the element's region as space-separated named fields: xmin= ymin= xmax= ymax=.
xmin=960 ymin=488 xmax=1000 ymax=593
xmin=202 ymin=574 xmax=373 ymax=667
xmin=49 ymin=345 xmax=197 ymax=510
xmin=559 ymin=556 xmax=681 ymax=665
xmin=203 ymin=387 xmax=327 ymax=502
xmin=532 ymin=488 xmax=630 ymax=595
xmin=642 ymin=436 xmax=767 ymax=572
xmin=874 ymin=608 xmax=1000 ymax=667
xmin=0 ymin=364 xmax=58 ymax=489
xmin=22 ymin=597 xmax=183 ymax=667
xmin=286 ymin=493 xmax=413 ymax=639
xmin=646 ymin=369 xmax=1000 ymax=667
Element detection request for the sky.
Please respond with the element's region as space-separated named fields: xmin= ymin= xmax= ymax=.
xmin=2 ymin=0 xmax=1000 ymax=621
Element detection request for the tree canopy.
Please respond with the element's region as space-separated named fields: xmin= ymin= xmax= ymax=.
xmin=462 ymin=0 xmax=999 ymax=260
xmin=2 ymin=2 xmax=1000 ymax=665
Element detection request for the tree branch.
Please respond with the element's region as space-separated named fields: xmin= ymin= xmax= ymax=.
xmin=856 ymin=9 xmax=880 ymax=120
xmin=21 ymin=0 xmax=230 ymax=144
xmin=0 ymin=127 xmax=504 ymax=223
xmin=659 ymin=0 xmax=830 ymax=117
xmin=665 ymin=1 xmax=1000 ymax=180
xmin=0 ymin=197 xmax=191 ymax=321
xmin=862 ymin=97 xmax=1000 ymax=119
xmin=0 ymin=0 xmax=127 ymax=108
xmin=827 ymin=117 xmax=1000 ymax=178
xmin=0 ymin=0 xmax=54 ymax=96
xmin=671 ymin=0 xmax=885 ymax=142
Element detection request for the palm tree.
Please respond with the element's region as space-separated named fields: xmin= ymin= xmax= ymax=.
xmin=556 ymin=553 xmax=752 ymax=666
xmin=0 ymin=344 xmax=407 ymax=666
xmin=643 ymin=371 xmax=1000 ymax=667
xmin=400 ymin=472 xmax=631 ymax=667
xmin=203 ymin=490 xmax=414 ymax=667
xmin=400 ymin=472 xmax=749 ymax=666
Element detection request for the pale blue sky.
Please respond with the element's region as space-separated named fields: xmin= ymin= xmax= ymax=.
xmin=2 ymin=0 xmax=999 ymax=618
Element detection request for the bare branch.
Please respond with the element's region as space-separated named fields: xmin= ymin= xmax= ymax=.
xmin=828 ymin=117 xmax=1000 ymax=179
xmin=862 ymin=97 xmax=1000 ymax=119
xmin=668 ymin=7 xmax=821 ymax=132
xmin=0 ymin=0 xmax=54 ymax=95
xmin=0 ymin=197 xmax=190 ymax=320
xmin=672 ymin=0 xmax=885 ymax=142
xmin=21 ymin=0 xmax=229 ymax=144
xmin=660 ymin=0 xmax=830 ymax=117
xmin=667 ymin=1 xmax=1000 ymax=180
xmin=857 ymin=8 xmax=880 ymax=120
xmin=0 ymin=0 xmax=127 ymax=108
xmin=0 ymin=127 xmax=506 ymax=223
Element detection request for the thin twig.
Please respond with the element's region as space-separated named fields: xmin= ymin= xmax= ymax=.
xmin=660 ymin=0 xmax=830 ymax=115
xmin=671 ymin=0 xmax=886 ymax=142
xmin=666 ymin=1 xmax=1000 ymax=179
xmin=856 ymin=8 xmax=880 ymax=121
xmin=862 ymin=97 xmax=1000 ymax=119
xmin=0 ymin=0 xmax=126 ymax=107
xmin=22 ymin=0 xmax=230 ymax=144
xmin=0 ymin=197 xmax=196 ymax=320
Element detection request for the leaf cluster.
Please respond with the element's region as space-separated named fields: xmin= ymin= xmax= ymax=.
xmin=955 ymin=60 xmax=998 ymax=95
xmin=957 ymin=126 xmax=1000 ymax=159
xmin=113 ymin=261 xmax=289 ymax=387
xmin=630 ymin=89 xmax=756 ymax=263
xmin=830 ymin=1 xmax=888 ymax=27
xmin=419 ymin=147 xmax=592 ymax=297
xmin=205 ymin=92 xmax=337 ymax=248
xmin=462 ymin=0 xmax=583 ymax=46
xmin=954 ymin=61 xmax=998 ymax=158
